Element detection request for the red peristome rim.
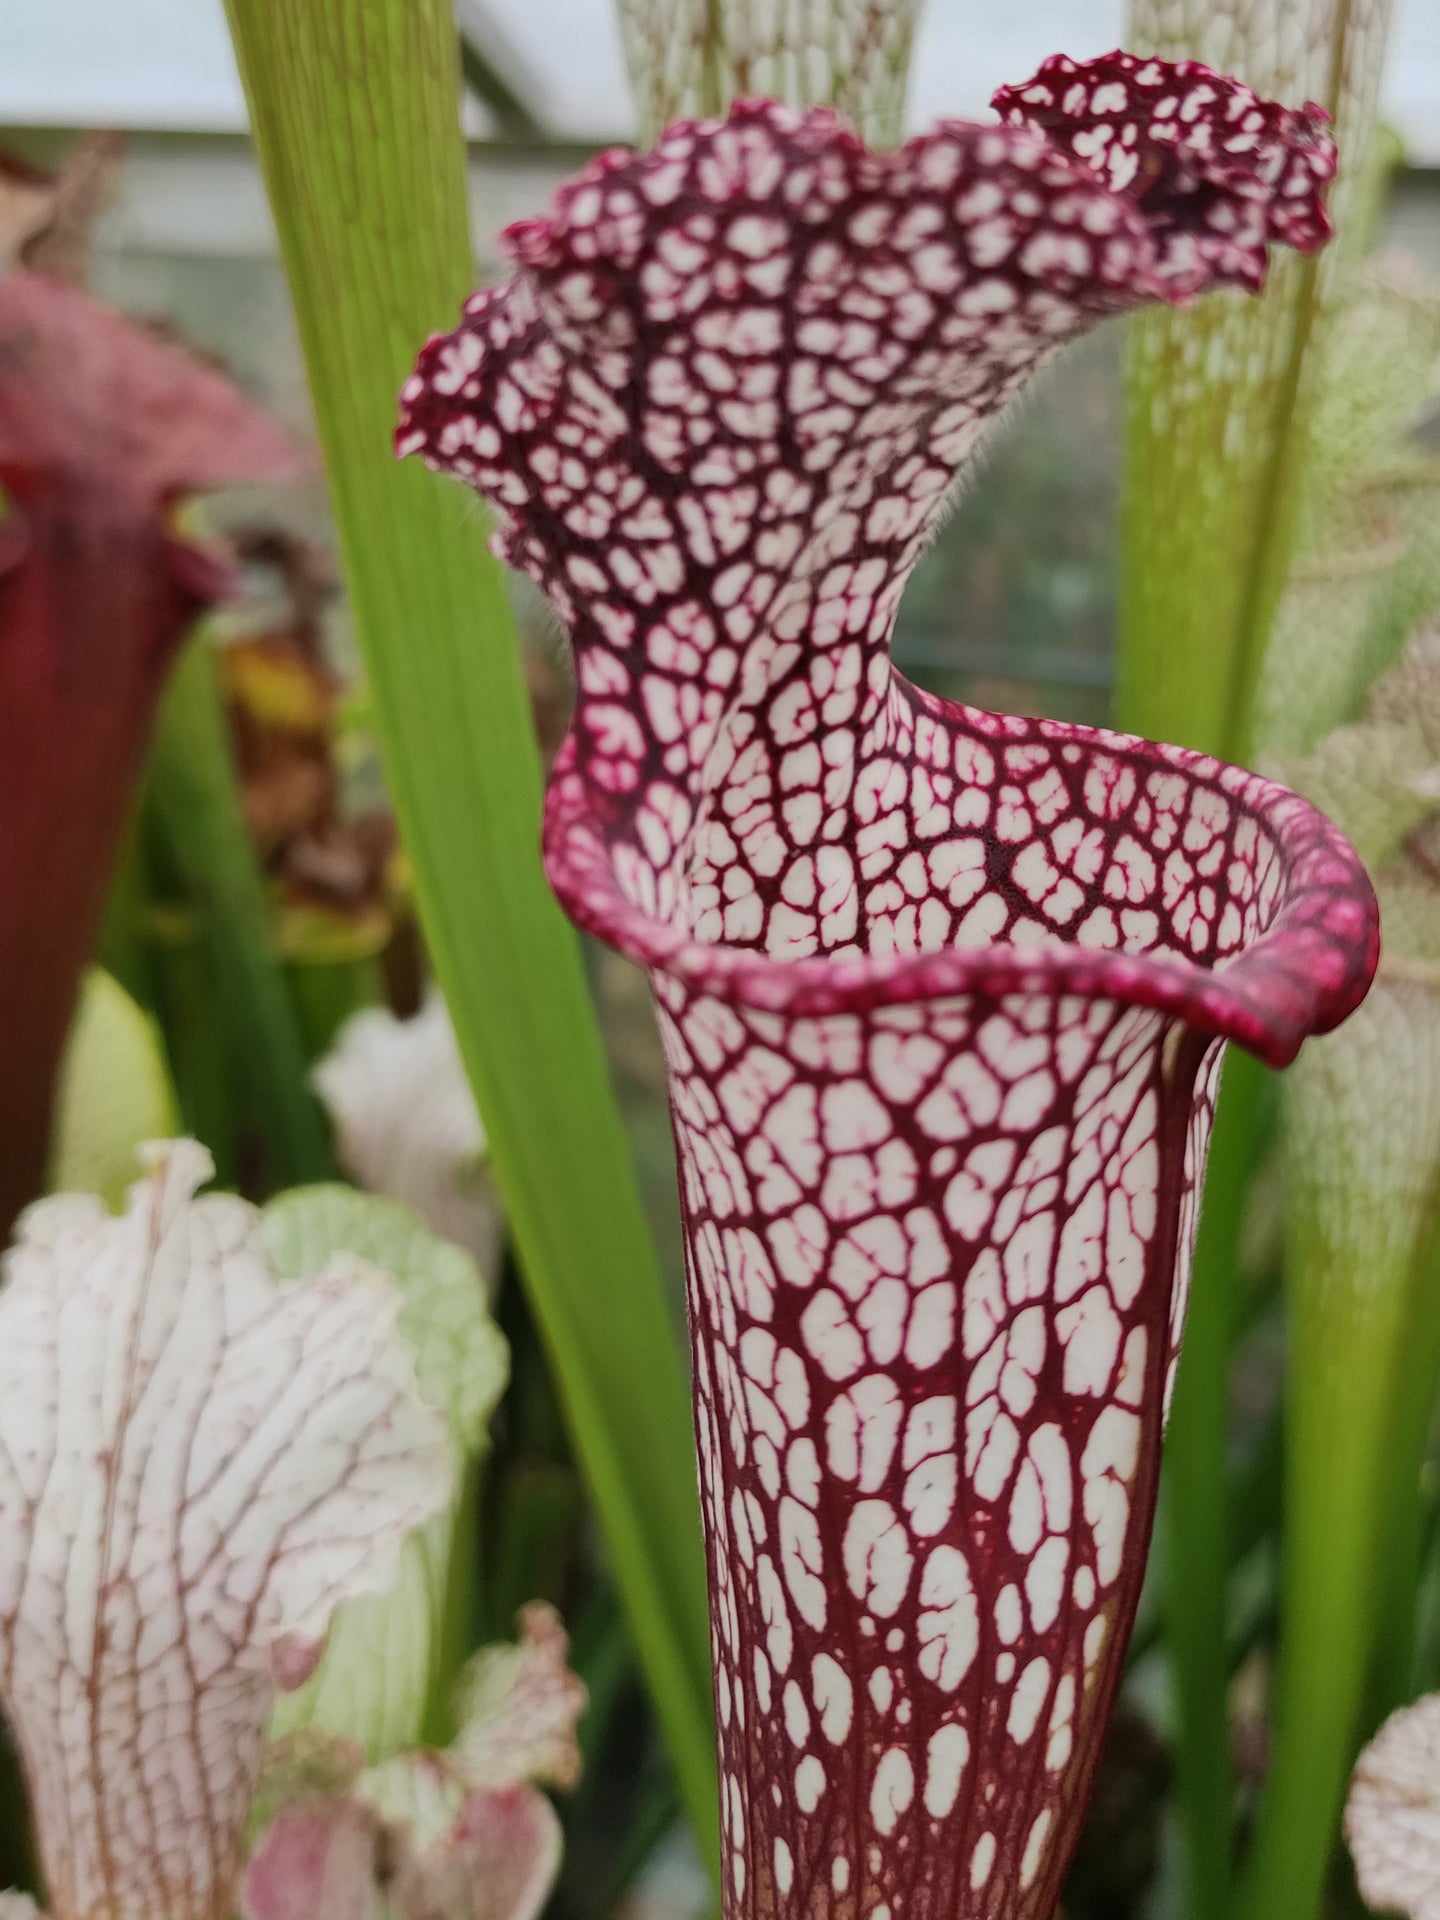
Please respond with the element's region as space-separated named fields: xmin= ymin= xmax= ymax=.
xmin=543 ymin=697 xmax=1379 ymax=1070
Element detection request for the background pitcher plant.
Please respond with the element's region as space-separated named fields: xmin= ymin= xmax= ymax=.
xmin=0 ymin=1143 xmax=453 ymax=1920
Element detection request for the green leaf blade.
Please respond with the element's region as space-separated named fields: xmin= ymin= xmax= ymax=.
xmin=220 ymin=0 xmax=718 ymax=1866
xmin=1119 ymin=7 xmax=1395 ymax=1917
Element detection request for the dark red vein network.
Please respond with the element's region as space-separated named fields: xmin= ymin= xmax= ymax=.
xmin=398 ymin=52 xmax=1376 ymax=1920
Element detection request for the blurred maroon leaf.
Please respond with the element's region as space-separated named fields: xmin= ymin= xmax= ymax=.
xmin=0 ymin=267 xmax=306 ymax=1233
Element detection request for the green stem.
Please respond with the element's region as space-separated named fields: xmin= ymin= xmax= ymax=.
xmin=1126 ymin=1392 xmax=1281 ymax=1672
xmin=220 ymin=0 xmax=717 ymax=1868
xmin=482 ymin=1461 xmax=585 ymax=1642
xmin=1161 ymin=1049 xmax=1265 ymax=1920
xmin=699 ymin=0 xmax=728 ymax=117
xmin=422 ymin=1454 xmax=482 ymax=1750
xmin=478 ymin=1250 xmax=587 ymax=1637
xmin=1223 ymin=256 xmax=1327 ymax=762
xmin=1409 ymin=1461 xmax=1440 ymax=1699
xmin=149 ymin=638 xmax=333 ymax=1186
xmin=1364 ymin=1179 xmax=1440 ymax=1726
xmin=1118 ymin=19 xmax=1394 ymax=1912
xmin=1232 ymin=1254 xmax=1398 ymax=1920
xmin=286 ymin=954 xmax=386 ymax=1060
xmin=149 ymin=910 xmax=239 ymax=1187
xmin=1234 ymin=992 xmax=1438 ymax=1920
xmin=1223 ymin=5 xmax=1356 ymax=760
xmin=97 ymin=801 xmax=159 ymax=1012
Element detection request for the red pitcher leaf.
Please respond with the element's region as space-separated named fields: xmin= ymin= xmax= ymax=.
xmin=0 ymin=268 xmax=307 ymax=509
xmin=0 ymin=269 xmax=306 ymax=1234
xmin=399 ymin=60 xmax=1376 ymax=1920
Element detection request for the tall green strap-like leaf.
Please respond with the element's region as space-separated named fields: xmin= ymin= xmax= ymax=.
xmin=1155 ymin=1046 xmax=1266 ymax=1920
xmin=1230 ymin=269 xmax=1440 ymax=1920
xmin=1250 ymin=264 xmax=1440 ymax=758
xmin=1237 ymin=632 xmax=1440 ymax=1920
xmin=220 ymin=1 xmax=717 ymax=1871
xmin=1242 ymin=979 xmax=1440 ymax=1920
xmin=1121 ymin=0 xmax=1393 ymax=759
xmin=1366 ymin=1188 xmax=1440 ymax=1723
xmin=1118 ymin=8 xmax=1392 ymax=1918
xmin=618 ymin=0 xmax=920 ymax=145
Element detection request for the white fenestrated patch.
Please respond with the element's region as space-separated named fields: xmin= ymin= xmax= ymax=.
xmin=871 ymin=1749 xmax=916 ymax=1837
xmin=923 ymin=1722 xmax=972 ymax=1819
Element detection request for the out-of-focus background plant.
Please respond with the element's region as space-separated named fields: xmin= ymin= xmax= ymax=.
xmin=0 ymin=1 xmax=1437 ymax=1917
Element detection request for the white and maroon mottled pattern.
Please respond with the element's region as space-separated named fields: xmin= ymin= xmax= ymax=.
xmin=993 ymin=51 xmax=1336 ymax=295
xmin=398 ymin=58 xmax=1377 ymax=1920
xmin=664 ymin=983 xmax=1218 ymax=1919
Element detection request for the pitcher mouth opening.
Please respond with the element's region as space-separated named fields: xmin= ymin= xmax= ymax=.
xmin=397 ymin=68 xmax=1375 ymax=1073
xmin=542 ymin=690 xmax=1379 ymax=1068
